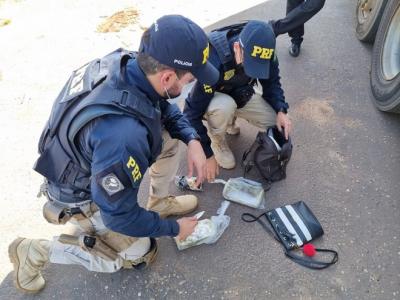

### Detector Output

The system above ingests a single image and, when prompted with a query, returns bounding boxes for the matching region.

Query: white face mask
[163,86,172,100]
[163,73,183,99]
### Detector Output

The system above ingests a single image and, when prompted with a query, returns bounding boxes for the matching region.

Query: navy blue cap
[239,21,276,79]
[140,15,219,85]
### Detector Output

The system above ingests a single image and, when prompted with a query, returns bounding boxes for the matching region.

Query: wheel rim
[358,0,377,24]
[382,6,400,81]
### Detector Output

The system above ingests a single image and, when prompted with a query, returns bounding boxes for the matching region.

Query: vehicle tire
[370,0,400,113]
[356,0,388,43]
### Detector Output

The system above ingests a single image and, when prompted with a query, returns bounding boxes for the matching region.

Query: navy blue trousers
[273,0,325,44]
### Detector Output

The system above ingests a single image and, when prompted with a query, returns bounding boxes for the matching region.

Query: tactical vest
[33,48,163,203]
[208,22,257,108]
[208,22,248,73]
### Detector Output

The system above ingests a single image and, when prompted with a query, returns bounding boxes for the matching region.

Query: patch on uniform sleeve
[95,162,131,202]
[121,146,148,189]
[203,84,213,93]
[125,156,143,183]
[100,173,124,196]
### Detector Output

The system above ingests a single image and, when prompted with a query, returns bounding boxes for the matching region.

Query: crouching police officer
[8,15,219,293]
[184,20,292,181]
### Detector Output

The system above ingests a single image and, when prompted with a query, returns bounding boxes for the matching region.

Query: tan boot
[130,238,158,270]
[147,195,198,218]
[8,237,50,293]
[226,125,240,135]
[226,122,240,136]
[210,134,236,169]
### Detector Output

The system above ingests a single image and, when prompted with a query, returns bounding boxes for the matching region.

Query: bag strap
[242,133,279,190]
[254,154,284,182]
[284,248,338,270]
[241,212,280,243]
[241,135,271,190]
[241,212,339,270]
[241,138,260,177]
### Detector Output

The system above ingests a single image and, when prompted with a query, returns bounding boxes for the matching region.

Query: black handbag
[242,127,293,186]
[242,201,338,269]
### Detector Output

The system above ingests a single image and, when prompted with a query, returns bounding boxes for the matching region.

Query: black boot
[289,42,301,57]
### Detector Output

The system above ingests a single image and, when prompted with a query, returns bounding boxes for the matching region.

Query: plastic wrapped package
[175,219,217,250]
[206,215,230,244]
[174,176,203,191]
[175,201,231,250]
[214,177,266,209]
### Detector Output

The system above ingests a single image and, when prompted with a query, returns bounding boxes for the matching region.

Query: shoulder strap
[254,153,285,182]
[241,212,280,242]
[241,134,273,190]
[285,249,338,270]
[241,136,260,176]
[208,30,235,71]
[208,22,248,72]
[68,105,125,171]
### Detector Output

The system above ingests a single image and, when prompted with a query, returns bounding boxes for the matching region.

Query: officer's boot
[8,237,50,293]
[289,43,301,57]
[147,195,198,218]
[210,134,235,169]
[131,238,159,270]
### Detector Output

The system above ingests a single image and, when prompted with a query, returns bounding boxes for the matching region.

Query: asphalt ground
[1,0,399,299]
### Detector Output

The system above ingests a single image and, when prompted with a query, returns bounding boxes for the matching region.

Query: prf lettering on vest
[126,156,142,182]
[251,46,274,60]
[203,84,213,93]
[202,44,210,64]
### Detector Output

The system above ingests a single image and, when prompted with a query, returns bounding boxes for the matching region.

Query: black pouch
[230,85,255,108]
[242,201,338,269]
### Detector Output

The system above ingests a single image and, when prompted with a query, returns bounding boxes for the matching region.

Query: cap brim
[243,53,270,79]
[191,61,220,86]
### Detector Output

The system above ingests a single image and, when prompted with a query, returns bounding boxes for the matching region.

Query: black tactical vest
[208,22,248,72]
[33,48,163,203]
[208,22,257,108]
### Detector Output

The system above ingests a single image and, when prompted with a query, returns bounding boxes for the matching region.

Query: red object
[303,243,316,257]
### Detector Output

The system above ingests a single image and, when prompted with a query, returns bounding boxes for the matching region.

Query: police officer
[272,0,325,57]
[184,20,292,181]
[8,15,219,293]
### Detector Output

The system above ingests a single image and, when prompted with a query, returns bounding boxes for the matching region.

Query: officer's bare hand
[187,139,206,187]
[176,216,198,241]
[206,156,219,182]
[276,112,292,140]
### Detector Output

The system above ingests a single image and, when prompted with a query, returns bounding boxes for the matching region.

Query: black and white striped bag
[242,201,338,269]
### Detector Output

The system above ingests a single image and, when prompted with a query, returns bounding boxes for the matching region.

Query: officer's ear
[159,69,177,88]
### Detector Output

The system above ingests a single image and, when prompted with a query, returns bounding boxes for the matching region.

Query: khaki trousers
[149,129,181,199]
[49,207,150,273]
[204,90,277,136]
[49,130,180,272]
